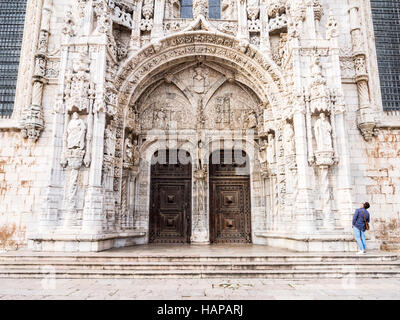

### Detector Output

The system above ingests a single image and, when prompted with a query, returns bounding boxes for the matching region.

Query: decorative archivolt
[115,32,287,112]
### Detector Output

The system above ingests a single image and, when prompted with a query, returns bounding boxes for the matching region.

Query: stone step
[0,260,400,271]
[1,268,400,279]
[0,254,397,263]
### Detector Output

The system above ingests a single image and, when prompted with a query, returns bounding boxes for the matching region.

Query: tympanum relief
[136,65,261,132]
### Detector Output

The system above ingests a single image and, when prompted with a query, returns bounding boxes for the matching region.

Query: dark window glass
[0,0,27,118]
[180,0,193,19]
[209,0,221,19]
[371,0,400,110]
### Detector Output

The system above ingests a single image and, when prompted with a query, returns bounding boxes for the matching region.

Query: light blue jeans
[353,226,366,251]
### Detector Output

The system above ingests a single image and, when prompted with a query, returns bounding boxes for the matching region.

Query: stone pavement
[1,278,400,300]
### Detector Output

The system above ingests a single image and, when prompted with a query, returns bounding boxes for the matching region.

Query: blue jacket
[352,208,370,232]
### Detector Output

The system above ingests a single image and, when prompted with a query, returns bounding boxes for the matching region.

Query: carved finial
[326,10,338,39]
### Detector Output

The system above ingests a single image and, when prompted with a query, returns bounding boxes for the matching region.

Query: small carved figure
[124,134,134,163]
[258,139,268,167]
[104,125,116,156]
[132,139,140,166]
[283,123,295,156]
[266,133,276,164]
[314,113,333,151]
[67,112,86,150]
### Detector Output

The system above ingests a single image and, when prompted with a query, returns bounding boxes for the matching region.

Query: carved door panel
[209,179,251,243]
[150,181,191,243]
[149,151,192,244]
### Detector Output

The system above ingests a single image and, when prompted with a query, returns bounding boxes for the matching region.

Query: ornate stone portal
[24,0,380,252]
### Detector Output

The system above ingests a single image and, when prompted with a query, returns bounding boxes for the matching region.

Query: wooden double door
[149,150,192,244]
[149,149,252,244]
[209,150,252,244]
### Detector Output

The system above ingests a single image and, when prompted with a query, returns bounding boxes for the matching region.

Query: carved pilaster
[21,0,53,141]
[191,165,209,244]
[348,4,376,141]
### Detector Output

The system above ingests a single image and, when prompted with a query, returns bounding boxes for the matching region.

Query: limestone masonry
[0,0,399,252]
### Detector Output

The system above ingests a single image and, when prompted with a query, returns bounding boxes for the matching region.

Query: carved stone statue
[314,113,333,152]
[283,123,295,156]
[124,135,134,163]
[258,139,268,167]
[67,112,86,150]
[266,133,276,164]
[104,125,116,157]
[132,139,140,166]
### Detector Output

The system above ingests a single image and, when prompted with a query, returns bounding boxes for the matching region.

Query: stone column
[129,0,142,53]
[81,39,108,234]
[236,0,249,42]
[191,165,209,244]
[291,33,316,234]
[327,13,354,231]
[293,103,316,234]
[40,2,72,233]
[318,164,335,230]
[304,0,316,39]
[335,110,354,231]
[259,2,270,55]
[151,0,165,41]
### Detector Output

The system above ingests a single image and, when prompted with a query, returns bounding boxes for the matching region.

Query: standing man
[352,202,371,254]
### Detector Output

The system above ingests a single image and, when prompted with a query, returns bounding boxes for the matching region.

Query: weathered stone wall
[344,81,400,251]
[0,86,59,250]
[365,128,400,251]
[0,0,65,250]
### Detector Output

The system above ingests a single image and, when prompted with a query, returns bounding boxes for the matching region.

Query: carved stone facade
[0,0,400,253]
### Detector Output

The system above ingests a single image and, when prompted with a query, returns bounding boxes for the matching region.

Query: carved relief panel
[138,83,195,130]
[204,82,260,130]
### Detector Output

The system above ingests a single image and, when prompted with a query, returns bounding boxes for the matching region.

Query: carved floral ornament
[114,32,287,110]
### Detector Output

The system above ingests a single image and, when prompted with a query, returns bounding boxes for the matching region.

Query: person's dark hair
[364,202,370,209]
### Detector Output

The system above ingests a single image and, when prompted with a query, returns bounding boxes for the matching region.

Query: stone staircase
[0,249,399,279]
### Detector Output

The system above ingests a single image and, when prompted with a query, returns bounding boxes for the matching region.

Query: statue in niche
[104,125,116,157]
[258,139,268,168]
[311,55,324,83]
[132,139,140,166]
[67,112,86,150]
[221,0,237,20]
[283,123,295,156]
[314,113,333,152]
[266,133,276,164]
[124,134,140,166]
[124,134,134,163]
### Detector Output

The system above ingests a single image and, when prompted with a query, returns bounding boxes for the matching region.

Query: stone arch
[140,137,196,163]
[115,31,287,114]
